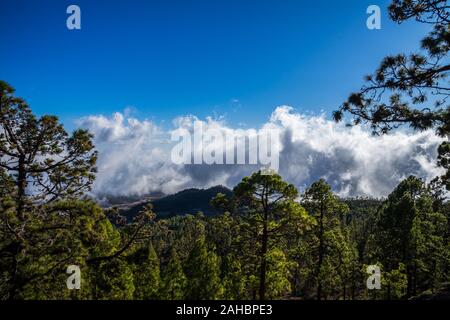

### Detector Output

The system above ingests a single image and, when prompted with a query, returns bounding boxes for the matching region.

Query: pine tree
[265,248,292,299]
[301,179,351,300]
[0,81,98,299]
[373,176,448,298]
[333,0,450,188]
[232,171,309,300]
[131,242,160,300]
[160,249,187,300]
[93,258,135,300]
[222,255,246,300]
[184,238,223,299]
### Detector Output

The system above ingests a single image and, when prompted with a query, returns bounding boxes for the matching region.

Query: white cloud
[78,106,444,199]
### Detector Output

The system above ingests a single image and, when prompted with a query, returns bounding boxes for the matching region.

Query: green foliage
[184,238,223,300]
[92,258,135,300]
[160,249,187,300]
[300,179,357,300]
[129,242,160,299]
[173,214,206,262]
[0,199,122,299]
[333,0,450,187]
[222,255,247,300]
[265,248,293,299]
[382,264,408,300]
[0,84,153,300]
[0,81,97,205]
[372,176,449,297]
[230,170,311,299]
[1,68,450,301]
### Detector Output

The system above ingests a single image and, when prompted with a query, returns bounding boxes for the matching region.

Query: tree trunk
[351,272,356,300]
[8,243,20,300]
[316,205,325,300]
[17,155,26,220]
[387,283,391,300]
[9,156,26,299]
[259,217,268,300]
[406,265,413,298]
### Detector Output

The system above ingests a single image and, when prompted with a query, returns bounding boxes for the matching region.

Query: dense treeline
[0,78,449,299]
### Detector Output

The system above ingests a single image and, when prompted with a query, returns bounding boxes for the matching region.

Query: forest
[0,80,449,299]
[0,0,449,300]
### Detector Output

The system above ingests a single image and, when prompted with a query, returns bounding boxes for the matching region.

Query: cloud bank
[78,106,444,199]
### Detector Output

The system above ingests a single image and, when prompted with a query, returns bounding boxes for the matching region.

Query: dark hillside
[121,185,232,218]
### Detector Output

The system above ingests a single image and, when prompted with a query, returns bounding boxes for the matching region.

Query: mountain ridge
[118,185,233,218]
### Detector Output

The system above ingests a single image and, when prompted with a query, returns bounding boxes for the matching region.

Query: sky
[0,0,443,198]
[0,0,431,128]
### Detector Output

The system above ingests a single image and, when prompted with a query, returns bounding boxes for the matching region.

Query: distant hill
[98,192,164,206]
[117,188,383,221]
[119,185,232,219]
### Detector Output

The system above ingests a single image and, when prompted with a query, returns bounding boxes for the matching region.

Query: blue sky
[0,0,431,129]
